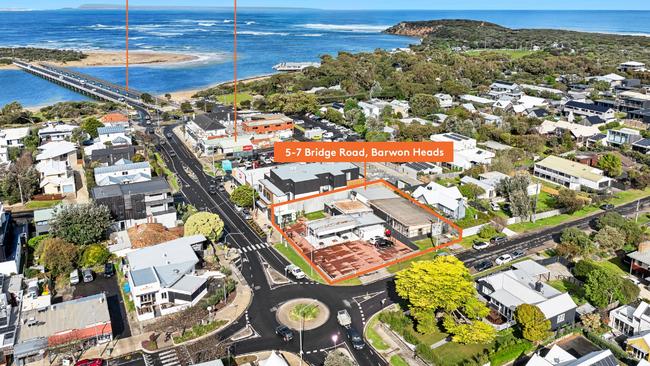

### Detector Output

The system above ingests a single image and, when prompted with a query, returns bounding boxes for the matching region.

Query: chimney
[534,281,543,292]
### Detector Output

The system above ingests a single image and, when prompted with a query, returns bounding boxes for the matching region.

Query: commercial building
[305,213,385,249]
[92,177,177,230]
[533,155,612,192]
[125,236,209,321]
[14,293,112,363]
[368,197,441,240]
[477,260,577,330]
[94,160,152,186]
[185,112,229,154]
[242,114,294,134]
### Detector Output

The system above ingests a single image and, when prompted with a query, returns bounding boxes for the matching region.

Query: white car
[285,265,306,279]
[495,254,513,265]
[472,241,490,250]
[322,132,334,138]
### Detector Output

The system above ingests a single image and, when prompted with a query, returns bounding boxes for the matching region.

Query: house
[488,81,523,99]
[563,101,616,121]
[607,128,643,147]
[591,73,626,86]
[37,123,77,142]
[33,208,56,235]
[626,332,650,361]
[460,171,510,199]
[609,301,650,336]
[480,112,503,126]
[628,242,650,279]
[536,120,601,146]
[100,112,129,127]
[125,236,210,321]
[399,162,443,179]
[399,117,440,127]
[517,95,548,109]
[358,99,410,119]
[97,126,131,147]
[616,91,650,113]
[0,204,27,276]
[477,260,577,330]
[629,109,650,124]
[185,113,229,154]
[368,197,442,240]
[0,127,30,164]
[526,344,617,366]
[242,114,294,134]
[36,159,76,195]
[587,133,608,147]
[533,155,612,192]
[520,84,565,97]
[632,138,650,154]
[0,274,22,361]
[528,108,550,119]
[434,93,453,108]
[94,160,152,186]
[304,213,385,248]
[411,182,466,220]
[582,115,606,127]
[258,163,361,222]
[92,177,177,230]
[89,146,137,165]
[14,293,112,363]
[430,133,495,170]
[35,141,77,168]
[460,94,495,106]
[619,61,647,73]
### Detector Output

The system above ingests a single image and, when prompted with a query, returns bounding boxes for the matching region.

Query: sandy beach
[0,50,200,70]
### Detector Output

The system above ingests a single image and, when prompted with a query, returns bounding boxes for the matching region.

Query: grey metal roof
[92,177,171,199]
[90,146,136,159]
[193,114,227,132]
[97,126,126,135]
[131,267,157,287]
[94,161,150,174]
[13,337,48,357]
[633,138,650,147]
[33,208,56,223]
[272,163,358,182]
[170,275,206,294]
[565,100,611,113]
[126,235,205,271]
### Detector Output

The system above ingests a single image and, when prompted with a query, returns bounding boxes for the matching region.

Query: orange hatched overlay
[269,179,463,284]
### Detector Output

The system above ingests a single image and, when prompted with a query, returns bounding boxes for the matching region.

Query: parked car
[70,269,80,285]
[495,254,513,265]
[511,250,526,259]
[209,185,217,194]
[275,325,294,341]
[285,264,306,279]
[82,269,94,283]
[169,151,176,157]
[104,263,115,278]
[474,260,493,272]
[375,238,394,249]
[166,133,173,138]
[472,241,490,250]
[218,184,226,192]
[346,327,365,350]
[75,359,105,366]
[490,236,507,245]
[600,204,615,211]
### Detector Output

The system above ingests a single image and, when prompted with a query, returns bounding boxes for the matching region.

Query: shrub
[79,244,111,268]
[28,234,49,250]
[478,225,498,239]
[573,259,600,280]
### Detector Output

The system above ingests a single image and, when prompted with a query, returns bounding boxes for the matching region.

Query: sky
[3,0,650,10]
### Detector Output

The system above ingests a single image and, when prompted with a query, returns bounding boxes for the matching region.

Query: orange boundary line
[125,0,129,90]
[233,0,238,141]
[269,180,463,284]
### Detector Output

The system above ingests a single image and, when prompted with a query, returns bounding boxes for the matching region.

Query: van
[70,269,80,285]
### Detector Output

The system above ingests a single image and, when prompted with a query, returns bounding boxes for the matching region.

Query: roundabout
[276,298,330,331]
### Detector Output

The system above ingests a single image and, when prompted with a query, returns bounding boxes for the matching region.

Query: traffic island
[276,298,329,331]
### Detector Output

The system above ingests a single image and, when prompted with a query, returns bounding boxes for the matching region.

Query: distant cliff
[384,19,650,54]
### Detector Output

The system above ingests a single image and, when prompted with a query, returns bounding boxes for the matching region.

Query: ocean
[1,9,650,107]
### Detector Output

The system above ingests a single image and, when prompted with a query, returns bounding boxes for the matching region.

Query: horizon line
[3,6,650,11]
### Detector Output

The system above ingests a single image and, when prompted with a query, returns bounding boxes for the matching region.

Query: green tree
[0,151,40,204]
[459,183,485,200]
[584,268,624,308]
[478,225,498,239]
[180,101,193,113]
[81,117,104,139]
[323,108,344,125]
[184,212,225,243]
[132,153,146,163]
[594,226,626,254]
[496,175,532,219]
[230,185,258,208]
[409,93,439,118]
[597,153,622,178]
[557,227,594,259]
[141,93,155,104]
[40,237,78,277]
[21,130,41,154]
[266,92,318,115]
[49,203,112,245]
[79,244,111,268]
[514,304,551,343]
[556,188,585,214]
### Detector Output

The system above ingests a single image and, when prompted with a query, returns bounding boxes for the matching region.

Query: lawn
[465,49,540,59]
[508,205,600,232]
[459,234,480,249]
[432,340,493,366]
[211,92,253,107]
[535,191,557,212]
[304,210,326,220]
[366,317,390,351]
[456,206,491,229]
[25,200,62,209]
[273,243,326,283]
[290,303,320,321]
[390,355,409,366]
[548,278,587,305]
[608,188,650,206]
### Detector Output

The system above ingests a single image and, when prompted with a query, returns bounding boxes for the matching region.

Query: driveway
[71,274,132,338]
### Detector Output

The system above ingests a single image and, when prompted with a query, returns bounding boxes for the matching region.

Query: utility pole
[635,199,641,223]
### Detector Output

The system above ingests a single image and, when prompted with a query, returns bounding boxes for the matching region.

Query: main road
[153,122,649,366]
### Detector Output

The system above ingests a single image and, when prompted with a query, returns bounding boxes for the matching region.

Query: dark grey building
[89,146,137,165]
[91,177,177,230]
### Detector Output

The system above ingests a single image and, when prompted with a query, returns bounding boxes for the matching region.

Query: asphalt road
[152,121,649,366]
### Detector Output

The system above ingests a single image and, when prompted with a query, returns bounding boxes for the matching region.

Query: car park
[275,325,294,341]
[285,264,306,279]
[346,327,365,350]
[474,260,493,272]
[472,241,490,250]
[495,254,513,265]
[490,236,507,245]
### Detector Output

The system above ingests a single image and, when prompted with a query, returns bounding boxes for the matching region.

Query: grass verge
[25,200,62,209]
[173,319,228,343]
[366,317,390,351]
[273,243,326,284]
[390,355,409,366]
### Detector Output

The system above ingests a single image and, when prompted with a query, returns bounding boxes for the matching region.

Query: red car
[75,359,104,366]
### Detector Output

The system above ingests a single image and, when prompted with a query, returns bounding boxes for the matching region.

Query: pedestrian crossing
[144,349,182,366]
[237,243,271,253]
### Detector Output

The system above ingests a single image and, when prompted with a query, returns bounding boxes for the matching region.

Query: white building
[185,113,229,154]
[125,235,212,321]
[36,160,76,195]
[97,126,131,146]
[359,99,410,119]
[0,127,30,164]
[94,159,152,186]
[609,301,650,336]
[619,61,647,72]
[35,141,77,168]
[533,155,612,192]
[488,81,523,99]
[38,123,77,142]
[434,93,453,108]
[412,182,466,220]
[430,133,495,170]
[305,213,385,249]
[536,120,601,146]
[460,94,495,106]
[526,345,616,366]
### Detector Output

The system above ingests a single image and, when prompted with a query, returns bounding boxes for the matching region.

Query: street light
[331,334,338,349]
